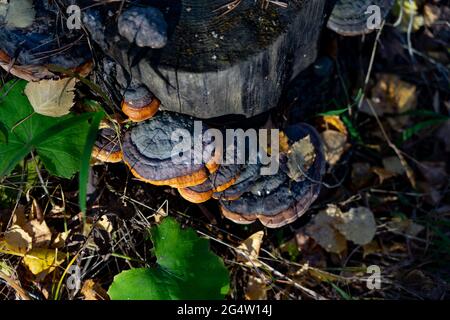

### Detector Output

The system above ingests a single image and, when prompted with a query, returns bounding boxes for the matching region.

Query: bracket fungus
[328,0,395,36]
[219,124,325,228]
[117,6,168,49]
[92,122,123,164]
[122,112,220,188]
[121,85,161,122]
[178,163,243,203]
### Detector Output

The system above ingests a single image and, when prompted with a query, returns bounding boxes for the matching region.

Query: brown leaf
[372,167,396,184]
[22,219,52,248]
[245,276,268,300]
[4,225,32,254]
[363,241,382,258]
[321,130,347,166]
[382,157,406,175]
[387,218,425,237]
[335,207,377,245]
[237,231,264,266]
[364,74,417,131]
[287,135,316,181]
[305,206,347,254]
[81,279,109,300]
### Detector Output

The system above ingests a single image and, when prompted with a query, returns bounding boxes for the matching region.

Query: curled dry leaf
[237,231,264,267]
[24,78,77,117]
[287,135,316,181]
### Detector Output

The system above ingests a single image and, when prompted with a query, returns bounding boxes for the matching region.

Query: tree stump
[105,0,328,119]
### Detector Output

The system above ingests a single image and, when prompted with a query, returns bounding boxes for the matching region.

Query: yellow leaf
[24,78,77,117]
[322,115,348,135]
[23,248,64,275]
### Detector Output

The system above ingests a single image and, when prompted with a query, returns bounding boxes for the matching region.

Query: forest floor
[0,0,449,300]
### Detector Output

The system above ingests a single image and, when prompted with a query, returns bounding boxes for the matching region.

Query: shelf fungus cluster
[97,111,325,228]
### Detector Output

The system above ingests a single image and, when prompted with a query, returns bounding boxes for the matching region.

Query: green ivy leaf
[0,80,91,178]
[108,218,230,300]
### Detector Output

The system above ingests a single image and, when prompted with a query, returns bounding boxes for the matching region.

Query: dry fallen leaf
[363,74,417,131]
[81,279,110,300]
[424,4,441,27]
[96,215,113,234]
[11,205,27,227]
[306,205,377,253]
[305,206,347,254]
[321,130,347,166]
[237,230,264,266]
[387,218,425,237]
[52,230,70,249]
[363,240,382,258]
[278,131,290,153]
[22,219,52,248]
[372,167,396,184]
[24,78,77,117]
[321,115,348,136]
[335,207,377,245]
[23,248,64,275]
[382,156,406,175]
[4,225,32,254]
[351,162,374,188]
[306,221,347,255]
[287,135,316,181]
[245,276,268,300]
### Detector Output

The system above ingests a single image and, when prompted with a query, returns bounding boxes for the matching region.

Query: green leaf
[0,121,7,144]
[0,80,92,178]
[317,107,349,116]
[342,115,363,144]
[401,118,448,142]
[79,111,104,214]
[108,218,230,300]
